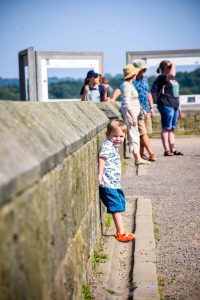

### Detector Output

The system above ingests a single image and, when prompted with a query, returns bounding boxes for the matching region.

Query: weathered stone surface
[0,101,108,205]
[97,101,121,119]
[0,101,121,300]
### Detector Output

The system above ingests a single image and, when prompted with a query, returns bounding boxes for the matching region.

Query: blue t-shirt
[134,76,150,113]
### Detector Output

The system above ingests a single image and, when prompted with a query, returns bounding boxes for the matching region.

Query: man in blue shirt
[133,60,156,161]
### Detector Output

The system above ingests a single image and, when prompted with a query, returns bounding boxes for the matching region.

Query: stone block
[97,102,122,120]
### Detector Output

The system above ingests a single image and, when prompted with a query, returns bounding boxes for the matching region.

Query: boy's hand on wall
[98,174,103,185]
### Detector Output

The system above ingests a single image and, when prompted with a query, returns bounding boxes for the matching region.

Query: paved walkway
[128,136,200,300]
[91,136,200,300]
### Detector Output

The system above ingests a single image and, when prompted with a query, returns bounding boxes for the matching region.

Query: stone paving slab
[134,197,159,300]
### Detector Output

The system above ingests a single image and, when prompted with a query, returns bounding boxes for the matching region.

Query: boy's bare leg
[112,212,124,234]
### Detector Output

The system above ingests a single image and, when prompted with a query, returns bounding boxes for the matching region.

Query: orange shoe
[114,232,136,242]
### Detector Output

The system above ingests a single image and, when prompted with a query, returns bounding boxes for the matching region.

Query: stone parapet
[96,101,121,119]
[0,101,108,204]
[0,101,119,300]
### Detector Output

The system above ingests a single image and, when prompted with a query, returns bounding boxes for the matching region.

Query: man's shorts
[99,186,126,213]
[138,112,152,136]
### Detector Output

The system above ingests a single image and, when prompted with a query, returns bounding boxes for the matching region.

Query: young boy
[98,119,135,242]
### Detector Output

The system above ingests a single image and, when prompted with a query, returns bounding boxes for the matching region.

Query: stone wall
[0,101,121,300]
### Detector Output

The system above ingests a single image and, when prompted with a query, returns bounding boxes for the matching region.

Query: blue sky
[1,0,200,78]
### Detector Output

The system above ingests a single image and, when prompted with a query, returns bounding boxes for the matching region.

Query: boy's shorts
[99,186,126,213]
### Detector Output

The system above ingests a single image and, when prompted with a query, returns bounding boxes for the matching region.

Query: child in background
[80,70,106,102]
[98,119,135,242]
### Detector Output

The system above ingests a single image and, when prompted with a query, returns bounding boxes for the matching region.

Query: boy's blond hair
[106,119,127,137]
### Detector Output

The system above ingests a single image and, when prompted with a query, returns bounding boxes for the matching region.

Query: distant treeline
[0,68,200,101]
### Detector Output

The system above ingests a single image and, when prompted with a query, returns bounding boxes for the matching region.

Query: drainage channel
[90,197,137,299]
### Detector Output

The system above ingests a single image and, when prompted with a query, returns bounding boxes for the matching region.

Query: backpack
[151,80,164,104]
[98,84,105,101]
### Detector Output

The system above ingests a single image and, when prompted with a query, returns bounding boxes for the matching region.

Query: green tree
[0,85,20,100]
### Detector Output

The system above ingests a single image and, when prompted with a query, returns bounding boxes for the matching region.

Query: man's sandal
[149,154,156,162]
[114,232,136,242]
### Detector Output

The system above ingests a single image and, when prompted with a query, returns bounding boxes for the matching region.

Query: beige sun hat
[123,64,139,79]
[133,60,147,71]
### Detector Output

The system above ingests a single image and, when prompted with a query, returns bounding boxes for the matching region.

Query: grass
[152,209,160,242]
[157,276,171,300]
[154,225,160,242]
[96,271,104,276]
[92,247,108,268]
[84,247,108,299]
[82,284,93,300]
[104,213,112,230]
[105,288,115,295]
[158,276,167,287]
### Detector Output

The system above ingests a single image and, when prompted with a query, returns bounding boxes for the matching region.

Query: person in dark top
[153,60,183,156]
[99,76,114,101]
